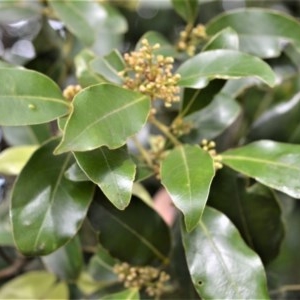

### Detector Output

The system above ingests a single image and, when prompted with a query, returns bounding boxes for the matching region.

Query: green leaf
[42,237,83,281]
[182,206,270,299]
[64,162,89,182]
[183,92,241,142]
[0,3,41,23]
[11,139,95,255]
[0,68,70,126]
[75,146,136,210]
[222,140,300,198]
[90,49,125,84]
[171,0,198,24]
[247,91,300,143]
[48,0,107,46]
[208,167,284,264]
[89,197,171,265]
[202,27,239,51]
[0,201,14,246]
[0,271,69,299]
[55,84,150,154]
[2,124,52,146]
[177,49,276,89]
[161,145,215,232]
[102,289,140,300]
[0,145,38,175]
[206,8,300,58]
[75,49,106,87]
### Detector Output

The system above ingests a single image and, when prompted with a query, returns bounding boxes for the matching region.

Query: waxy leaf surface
[75,146,136,210]
[222,140,300,198]
[89,198,171,265]
[11,139,95,255]
[0,68,70,126]
[182,207,269,299]
[55,84,150,154]
[177,49,276,89]
[171,0,198,23]
[161,145,215,232]
[206,8,300,58]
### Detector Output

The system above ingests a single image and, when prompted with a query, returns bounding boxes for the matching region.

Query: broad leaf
[208,167,284,264]
[0,271,69,299]
[0,200,14,246]
[11,139,95,255]
[55,84,150,154]
[177,50,276,89]
[182,206,269,299]
[75,50,105,87]
[0,68,70,126]
[64,162,89,182]
[171,0,198,24]
[161,145,215,232]
[48,0,107,46]
[75,146,136,210]
[102,289,140,300]
[222,140,300,198]
[206,8,300,58]
[202,27,239,51]
[42,237,83,281]
[247,91,300,143]
[89,196,171,265]
[183,92,241,142]
[0,145,38,175]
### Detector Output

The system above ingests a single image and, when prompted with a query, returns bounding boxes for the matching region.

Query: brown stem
[0,256,28,279]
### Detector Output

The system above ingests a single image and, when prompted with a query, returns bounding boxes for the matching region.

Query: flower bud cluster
[171,117,193,137]
[120,39,181,107]
[62,84,82,101]
[113,262,170,298]
[177,24,207,56]
[201,139,223,170]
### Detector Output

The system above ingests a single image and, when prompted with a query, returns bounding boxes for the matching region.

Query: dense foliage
[1,0,300,299]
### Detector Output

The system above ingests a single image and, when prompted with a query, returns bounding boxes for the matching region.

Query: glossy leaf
[0,68,70,126]
[0,200,13,246]
[11,139,95,255]
[247,91,300,143]
[48,0,107,46]
[0,271,69,299]
[102,289,140,300]
[75,146,136,210]
[182,206,269,299]
[55,84,151,154]
[89,197,171,265]
[208,167,284,264]
[171,0,198,24]
[42,237,83,281]
[177,50,276,89]
[64,162,89,182]
[206,8,300,58]
[75,50,105,87]
[161,145,215,232]
[222,140,300,198]
[183,92,241,142]
[0,145,38,175]
[90,49,124,84]
[2,124,52,146]
[202,27,239,51]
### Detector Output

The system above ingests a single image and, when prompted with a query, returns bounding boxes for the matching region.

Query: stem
[150,117,181,146]
[178,89,201,119]
[132,135,153,168]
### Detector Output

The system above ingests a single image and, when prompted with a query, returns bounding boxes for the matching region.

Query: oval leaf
[161,145,215,232]
[206,8,300,58]
[55,84,150,154]
[42,237,83,281]
[182,206,269,299]
[0,271,69,299]
[102,289,140,300]
[0,145,38,175]
[171,0,198,24]
[0,68,70,126]
[11,139,95,255]
[177,49,276,89]
[222,140,300,198]
[75,146,136,210]
[88,197,171,265]
[48,0,107,46]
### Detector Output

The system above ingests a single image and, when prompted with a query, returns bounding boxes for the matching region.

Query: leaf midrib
[0,95,69,105]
